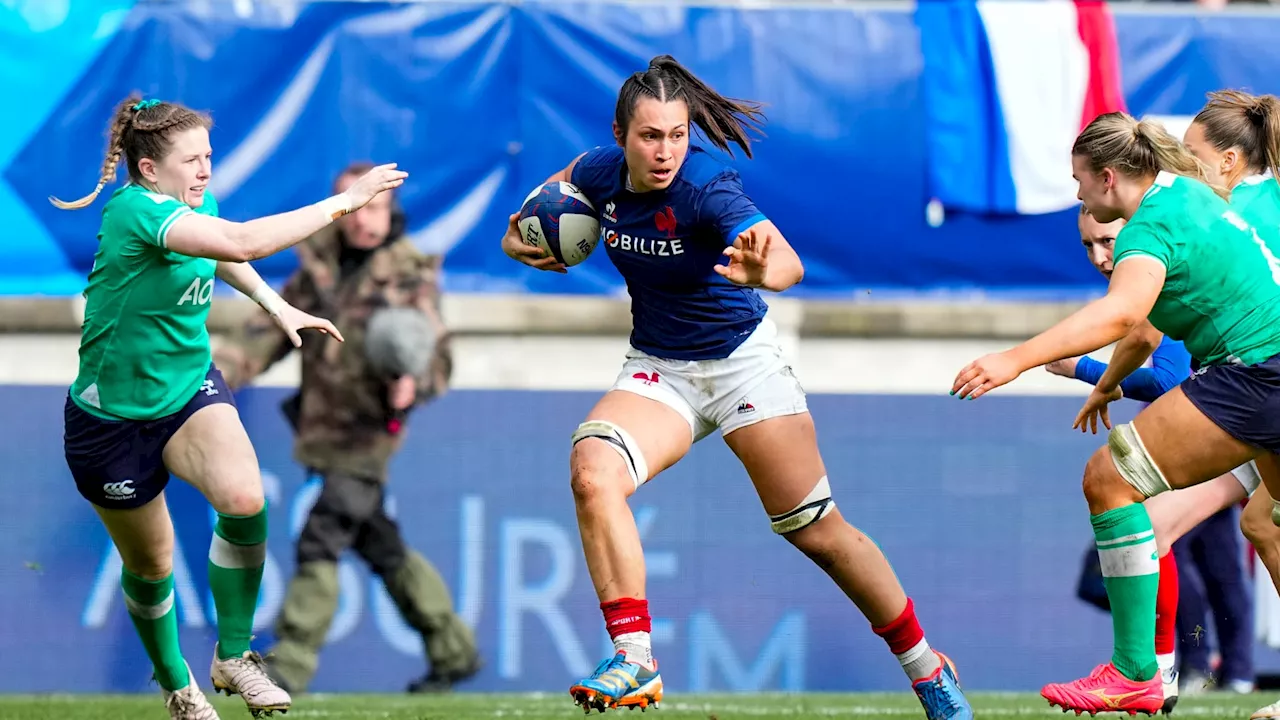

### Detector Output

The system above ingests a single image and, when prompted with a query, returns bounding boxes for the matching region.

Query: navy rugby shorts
[1182,354,1280,454]
[64,364,235,509]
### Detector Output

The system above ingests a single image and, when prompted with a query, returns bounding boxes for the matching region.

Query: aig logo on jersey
[178,277,214,306]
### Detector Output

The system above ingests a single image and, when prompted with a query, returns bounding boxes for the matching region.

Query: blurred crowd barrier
[1,0,1278,317]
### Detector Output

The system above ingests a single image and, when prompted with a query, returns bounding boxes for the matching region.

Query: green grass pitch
[0,691,1273,719]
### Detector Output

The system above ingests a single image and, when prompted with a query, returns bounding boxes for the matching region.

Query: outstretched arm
[953,255,1165,399]
[166,164,407,262]
[1008,257,1165,371]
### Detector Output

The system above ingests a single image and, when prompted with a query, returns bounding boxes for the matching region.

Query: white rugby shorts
[610,317,809,441]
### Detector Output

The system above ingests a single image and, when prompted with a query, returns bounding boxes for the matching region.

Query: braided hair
[51,95,212,210]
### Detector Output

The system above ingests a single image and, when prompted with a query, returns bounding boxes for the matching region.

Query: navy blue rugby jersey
[570,145,770,361]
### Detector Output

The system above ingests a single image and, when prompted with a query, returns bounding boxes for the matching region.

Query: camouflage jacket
[215,225,451,483]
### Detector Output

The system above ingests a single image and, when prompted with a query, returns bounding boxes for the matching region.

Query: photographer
[216,162,480,694]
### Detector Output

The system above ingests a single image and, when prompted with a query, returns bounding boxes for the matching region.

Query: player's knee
[123,553,174,582]
[769,475,838,564]
[1082,448,1122,511]
[1083,432,1160,513]
[217,483,266,518]
[1242,499,1280,550]
[570,420,649,502]
[1103,422,1171,498]
[570,441,632,506]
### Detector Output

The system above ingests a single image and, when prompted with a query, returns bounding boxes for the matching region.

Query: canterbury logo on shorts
[102,480,136,499]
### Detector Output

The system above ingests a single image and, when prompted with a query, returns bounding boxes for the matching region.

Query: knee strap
[572,420,649,490]
[1107,422,1171,498]
[770,476,836,534]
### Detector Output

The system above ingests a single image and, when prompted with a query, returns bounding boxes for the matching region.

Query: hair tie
[132,99,161,111]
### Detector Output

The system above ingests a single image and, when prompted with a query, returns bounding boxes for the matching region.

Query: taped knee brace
[769,476,836,534]
[571,420,649,490]
[1107,422,1172,498]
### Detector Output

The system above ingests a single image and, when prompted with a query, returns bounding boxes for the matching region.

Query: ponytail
[1074,112,1227,199]
[1133,119,1228,199]
[615,55,766,159]
[1248,95,1280,182]
[1195,89,1280,184]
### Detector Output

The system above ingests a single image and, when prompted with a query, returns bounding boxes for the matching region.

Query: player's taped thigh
[1107,422,1172,498]
[769,475,836,535]
[571,420,650,490]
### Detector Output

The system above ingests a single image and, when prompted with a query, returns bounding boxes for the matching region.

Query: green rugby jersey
[71,185,222,420]
[1113,171,1280,366]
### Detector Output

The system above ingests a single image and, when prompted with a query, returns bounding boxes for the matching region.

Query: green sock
[209,505,268,660]
[121,569,190,692]
[1092,503,1160,682]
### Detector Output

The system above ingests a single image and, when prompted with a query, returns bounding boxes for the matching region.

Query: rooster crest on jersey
[518,181,600,267]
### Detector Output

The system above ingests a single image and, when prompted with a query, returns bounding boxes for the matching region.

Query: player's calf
[766,476,971,718]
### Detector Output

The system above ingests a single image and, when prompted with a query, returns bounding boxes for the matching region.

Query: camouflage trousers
[266,471,477,692]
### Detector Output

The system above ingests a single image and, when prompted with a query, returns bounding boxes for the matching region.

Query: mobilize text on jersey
[603,228,684,256]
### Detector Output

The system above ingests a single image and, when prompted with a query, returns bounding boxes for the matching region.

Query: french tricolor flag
[915,0,1126,215]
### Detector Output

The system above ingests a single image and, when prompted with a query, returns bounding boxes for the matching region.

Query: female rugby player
[953,111,1280,716]
[52,95,405,720]
[501,56,973,719]
[1054,205,1263,713]
[1182,88,1280,719]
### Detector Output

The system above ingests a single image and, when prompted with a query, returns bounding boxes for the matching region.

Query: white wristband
[316,193,353,222]
[251,284,286,315]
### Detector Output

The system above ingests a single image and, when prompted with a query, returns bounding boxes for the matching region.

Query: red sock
[872,598,940,681]
[601,597,651,638]
[1155,549,1179,657]
[601,597,654,667]
[873,598,925,653]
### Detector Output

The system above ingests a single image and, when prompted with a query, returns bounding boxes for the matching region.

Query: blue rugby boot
[912,652,974,720]
[568,651,662,714]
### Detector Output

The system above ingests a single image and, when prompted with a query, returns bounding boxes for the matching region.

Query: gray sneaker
[162,665,220,720]
[210,643,292,717]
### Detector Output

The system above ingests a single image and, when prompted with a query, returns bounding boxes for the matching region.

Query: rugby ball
[517,181,600,267]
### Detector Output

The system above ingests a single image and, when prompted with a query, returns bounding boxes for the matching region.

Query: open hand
[715,227,771,287]
[271,305,344,348]
[341,163,409,212]
[952,351,1022,400]
[1073,385,1124,434]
